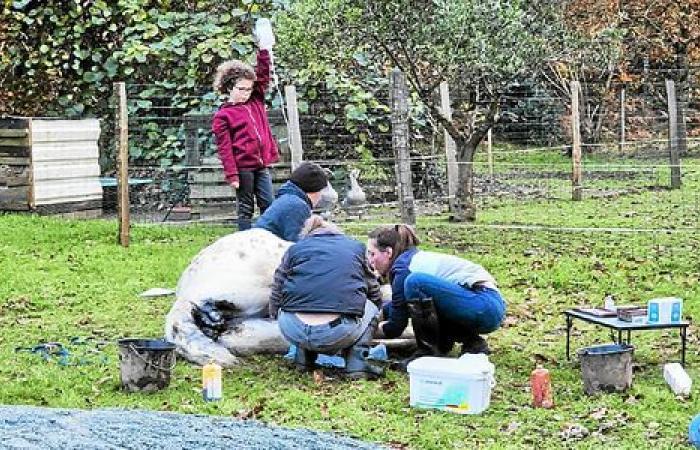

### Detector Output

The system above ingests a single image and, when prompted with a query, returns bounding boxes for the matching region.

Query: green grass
[468,146,700,230]
[1,176,699,449]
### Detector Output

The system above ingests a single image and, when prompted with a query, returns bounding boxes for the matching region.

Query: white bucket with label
[407,354,496,414]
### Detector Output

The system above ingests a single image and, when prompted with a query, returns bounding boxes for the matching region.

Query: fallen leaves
[589,407,607,420]
[582,407,631,438]
[559,422,590,441]
[320,402,329,418]
[501,421,521,434]
[645,421,661,439]
[0,296,34,314]
[501,315,519,328]
[533,353,558,365]
[313,369,325,385]
[234,402,265,420]
[77,315,93,325]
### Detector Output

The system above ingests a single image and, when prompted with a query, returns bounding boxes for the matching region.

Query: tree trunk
[431,92,497,223]
[450,139,478,222]
[590,70,614,145]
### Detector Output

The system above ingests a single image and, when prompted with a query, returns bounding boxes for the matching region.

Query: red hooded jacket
[212,49,280,184]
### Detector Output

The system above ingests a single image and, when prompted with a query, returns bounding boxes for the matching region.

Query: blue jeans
[236,168,274,231]
[404,272,506,336]
[278,301,379,354]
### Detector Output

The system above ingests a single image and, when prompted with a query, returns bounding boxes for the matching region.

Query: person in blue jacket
[367,224,506,367]
[254,162,328,241]
[269,215,383,379]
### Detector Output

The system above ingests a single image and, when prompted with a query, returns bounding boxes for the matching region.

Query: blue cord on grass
[15,339,109,366]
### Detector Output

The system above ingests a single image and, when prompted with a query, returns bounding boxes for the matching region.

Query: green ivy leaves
[1,1,286,166]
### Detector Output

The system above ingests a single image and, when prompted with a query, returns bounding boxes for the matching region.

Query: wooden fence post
[115,82,130,247]
[486,128,493,179]
[183,114,201,167]
[618,83,626,152]
[391,68,415,225]
[665,79,682,189]
[284,85,303,170]
[439,81,457,210]
[571,80,582,201]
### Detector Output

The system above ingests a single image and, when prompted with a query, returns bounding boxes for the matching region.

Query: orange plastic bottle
[530,365,554,408]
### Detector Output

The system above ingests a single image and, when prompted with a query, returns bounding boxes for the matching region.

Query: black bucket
[118,338,176,393]
[578,343,634,395]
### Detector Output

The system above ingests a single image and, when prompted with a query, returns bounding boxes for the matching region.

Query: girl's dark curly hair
[212,60,256,94]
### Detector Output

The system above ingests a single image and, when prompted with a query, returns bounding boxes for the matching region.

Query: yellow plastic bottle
[202,361,222,401]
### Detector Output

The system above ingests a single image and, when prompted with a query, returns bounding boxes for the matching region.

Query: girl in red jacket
[212,33,279,231]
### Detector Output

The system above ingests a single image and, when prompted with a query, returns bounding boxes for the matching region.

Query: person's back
[270,216,383,379]
[254,162,329,242]
[280,231,369,316]
[254,181,311,242]
[397,249,498,291]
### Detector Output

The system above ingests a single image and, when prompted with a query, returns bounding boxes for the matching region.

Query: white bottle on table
[604,294,616,312]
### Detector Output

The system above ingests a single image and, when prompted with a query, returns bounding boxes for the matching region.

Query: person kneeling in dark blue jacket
[269,215,384,379]
[367,224,507,371]
[254,162,330,242]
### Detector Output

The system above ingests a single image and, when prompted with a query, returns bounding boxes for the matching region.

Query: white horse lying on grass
[165,228,291,367]
[164,214,413,367]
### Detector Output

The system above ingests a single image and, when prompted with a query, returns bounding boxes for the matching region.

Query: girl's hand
[230,181,240,190]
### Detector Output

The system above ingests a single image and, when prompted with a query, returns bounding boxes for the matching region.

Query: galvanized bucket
[578,343,634,395]
[118,338,176,393]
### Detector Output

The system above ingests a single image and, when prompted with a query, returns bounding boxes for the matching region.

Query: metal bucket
[578,343,634,395]
[118,338,176,393]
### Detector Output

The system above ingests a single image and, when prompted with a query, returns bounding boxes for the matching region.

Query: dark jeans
[236,168,274,231]
[404,272,506,339]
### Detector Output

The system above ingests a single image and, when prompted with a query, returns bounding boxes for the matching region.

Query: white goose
[342,168,366,207]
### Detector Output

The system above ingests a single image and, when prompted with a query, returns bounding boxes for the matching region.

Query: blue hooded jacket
[268,228,382,318]
[254,181,311,242]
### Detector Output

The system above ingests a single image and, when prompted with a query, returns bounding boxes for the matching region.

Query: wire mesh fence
[101,67,700,233]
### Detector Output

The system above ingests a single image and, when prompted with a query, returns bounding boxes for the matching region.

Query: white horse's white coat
[164,228,291,366]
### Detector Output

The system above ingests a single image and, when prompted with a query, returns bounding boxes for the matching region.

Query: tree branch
[396,38,425,93]
[467,98,499,150]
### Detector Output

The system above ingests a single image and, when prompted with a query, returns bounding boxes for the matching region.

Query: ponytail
[368,223,419,266]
